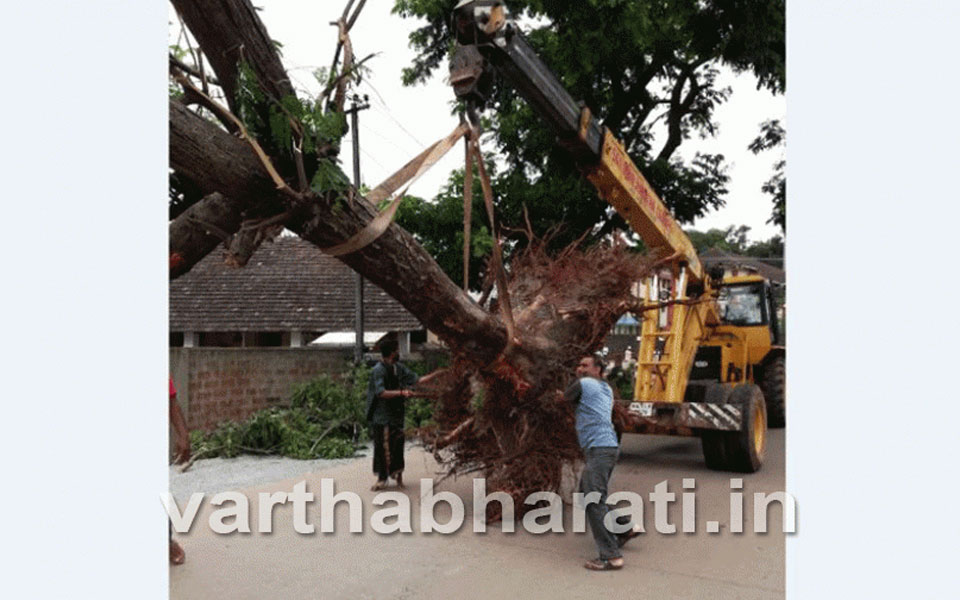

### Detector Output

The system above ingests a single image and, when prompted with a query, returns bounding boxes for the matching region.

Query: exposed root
[416,238,660,521]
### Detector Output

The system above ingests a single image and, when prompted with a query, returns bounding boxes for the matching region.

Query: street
[170,430,786,599]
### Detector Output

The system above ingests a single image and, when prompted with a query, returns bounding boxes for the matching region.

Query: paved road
[170,430,785,599]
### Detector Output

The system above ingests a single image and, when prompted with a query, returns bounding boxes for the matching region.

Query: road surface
[170,430,786,599]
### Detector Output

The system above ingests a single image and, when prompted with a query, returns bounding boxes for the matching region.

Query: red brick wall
[169,347,351,431]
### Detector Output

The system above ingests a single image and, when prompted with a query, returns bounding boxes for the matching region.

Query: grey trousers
[579,446,622,560]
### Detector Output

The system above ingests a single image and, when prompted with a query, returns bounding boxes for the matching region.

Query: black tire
[700,383,733,471]
[701,432,728,470]
[723,384,767,473]
[761,356,786,428]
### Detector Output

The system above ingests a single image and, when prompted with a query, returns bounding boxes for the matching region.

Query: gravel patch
[169,444,370,501]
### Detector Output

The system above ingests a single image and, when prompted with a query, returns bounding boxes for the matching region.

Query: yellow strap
[321,122,469,256]
[172,70,292,193]
[470,138,516,345]
[462,134,474,291]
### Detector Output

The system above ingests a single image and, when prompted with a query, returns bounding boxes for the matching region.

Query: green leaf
[310,159,351,195]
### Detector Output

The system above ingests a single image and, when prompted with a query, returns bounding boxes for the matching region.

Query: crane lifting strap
[321,121,469,256]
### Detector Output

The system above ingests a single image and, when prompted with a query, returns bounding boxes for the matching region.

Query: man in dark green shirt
[365,339,419,490]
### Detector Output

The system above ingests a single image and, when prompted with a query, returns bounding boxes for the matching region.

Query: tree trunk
[170,0,294,114]
[169,99,507,363]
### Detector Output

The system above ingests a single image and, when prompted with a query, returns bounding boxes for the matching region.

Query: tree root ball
[417,239,659,521]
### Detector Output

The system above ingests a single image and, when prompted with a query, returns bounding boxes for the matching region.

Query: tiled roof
[699,248,786,284]
[170,236,422,332]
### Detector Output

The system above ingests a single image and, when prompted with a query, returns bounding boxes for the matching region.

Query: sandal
[584,557,623,571]
[169,540,185,566]
[371,480,388,491]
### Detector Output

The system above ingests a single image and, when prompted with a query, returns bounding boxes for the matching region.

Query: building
[169,235,425,353]
[698,248,785,285]
[169,235,430,429]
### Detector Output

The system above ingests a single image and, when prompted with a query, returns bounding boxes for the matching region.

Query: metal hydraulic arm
[450,0,703,283]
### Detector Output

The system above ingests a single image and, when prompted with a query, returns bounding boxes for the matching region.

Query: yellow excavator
[450,0,785,472]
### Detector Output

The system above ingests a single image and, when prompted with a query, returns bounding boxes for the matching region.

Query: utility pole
[347,93,371,364]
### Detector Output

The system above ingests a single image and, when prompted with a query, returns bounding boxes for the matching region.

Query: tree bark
[169,192,239,278]
[169,99,507,362]
[171,0,294,113]
[169,101,279,205]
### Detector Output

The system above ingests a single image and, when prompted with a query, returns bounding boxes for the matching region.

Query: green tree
[393,0,785,250]
[743,234,784,259]
[686,227,734,253]
[685,225,751,254]
[749,119,786,231]
[685,225,783,261]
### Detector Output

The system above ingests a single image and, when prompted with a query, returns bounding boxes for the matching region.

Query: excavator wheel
[723,384,767,473]
[761,356,786,428]
[700,383,733,471]
[700,383,767,473]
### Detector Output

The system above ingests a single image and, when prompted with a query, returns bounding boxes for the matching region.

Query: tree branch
[170,192,242,279]
[656,60,705,162]
[169,53,221,88]
[319,53,376,106]
[174,71,296,194]
[346,0,368,31]
[171,69,239,134]
[171,0,295,115]
[169,100,507,362]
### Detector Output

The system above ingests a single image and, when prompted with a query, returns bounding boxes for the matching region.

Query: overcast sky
[172,1,785,242]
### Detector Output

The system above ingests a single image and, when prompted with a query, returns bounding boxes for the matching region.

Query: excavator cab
[718,282,765,326]
[706,275,785,429]
[715,275,783,347]
[717,277,782,343]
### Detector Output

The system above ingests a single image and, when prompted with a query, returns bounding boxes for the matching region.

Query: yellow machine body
[585,131,782,408]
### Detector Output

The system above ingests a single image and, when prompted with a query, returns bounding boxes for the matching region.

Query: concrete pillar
[184,331,196,348]
[290,330,303,347]
[399,331,411,357]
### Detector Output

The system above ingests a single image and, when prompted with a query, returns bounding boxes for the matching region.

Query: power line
[361,80,425,146]
[369,102,425,148]
[359,146,389,177]
[340,138,389,182]
[361,78,388,107]
[357,121,418,155]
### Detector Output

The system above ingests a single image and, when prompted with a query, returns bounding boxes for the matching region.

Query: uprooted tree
[167,0,749,515]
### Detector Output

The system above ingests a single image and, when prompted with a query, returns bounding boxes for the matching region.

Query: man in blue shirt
[565,354,639,570]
